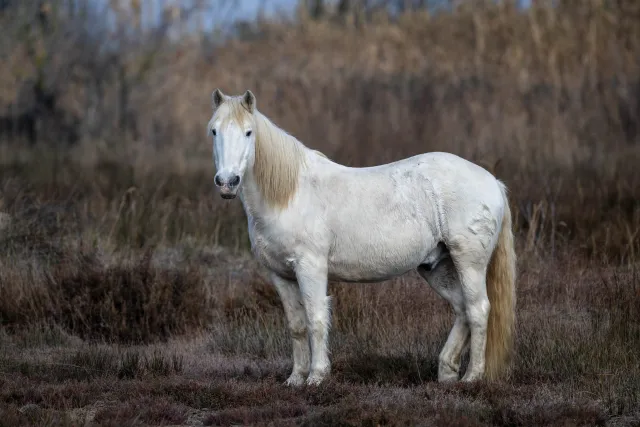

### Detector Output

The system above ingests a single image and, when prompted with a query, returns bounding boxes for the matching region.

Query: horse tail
[484,181,517,381]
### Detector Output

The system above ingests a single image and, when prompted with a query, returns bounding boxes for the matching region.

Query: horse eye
[245,130,252,137]
[212,129,217,136]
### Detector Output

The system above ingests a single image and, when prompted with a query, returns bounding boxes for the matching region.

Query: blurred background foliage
[0,0,638,260]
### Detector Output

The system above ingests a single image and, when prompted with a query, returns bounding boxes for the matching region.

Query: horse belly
[327,224,435,283]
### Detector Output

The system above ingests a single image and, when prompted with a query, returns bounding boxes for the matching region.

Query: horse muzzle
[218,185,238,200]
[214,172,241,200]
[219,186,238,199]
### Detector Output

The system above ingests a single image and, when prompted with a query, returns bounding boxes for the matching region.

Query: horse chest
[248,221,297,279]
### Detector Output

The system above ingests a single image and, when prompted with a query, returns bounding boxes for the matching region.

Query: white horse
[207,89,517,386]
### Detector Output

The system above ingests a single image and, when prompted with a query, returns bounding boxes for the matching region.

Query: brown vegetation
[1,0,639,425]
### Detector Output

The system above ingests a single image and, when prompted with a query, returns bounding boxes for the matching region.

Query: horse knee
[289,318,308,339]
[304,296,331,331]
[307,315,329,336]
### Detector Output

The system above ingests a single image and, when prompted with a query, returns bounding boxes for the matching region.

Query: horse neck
[241,112,307,215]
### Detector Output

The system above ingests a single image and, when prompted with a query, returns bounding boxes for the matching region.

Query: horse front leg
[296,257,331,385]
[269,272,310,386]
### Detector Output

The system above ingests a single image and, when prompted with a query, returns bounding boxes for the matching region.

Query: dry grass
[1,0,640,425]
[1,223,638,425]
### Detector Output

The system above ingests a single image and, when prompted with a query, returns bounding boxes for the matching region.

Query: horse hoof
[438,373,460,383]
[305,372,327,386]
[460,373,483,383]
[284,373,306,387]
[438,365,460,383]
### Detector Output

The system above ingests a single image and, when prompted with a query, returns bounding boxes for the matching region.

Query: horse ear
[242,90,256,113]
[212,89,226,109]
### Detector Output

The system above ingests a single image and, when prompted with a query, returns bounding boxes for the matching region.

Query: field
[1,1,640,426]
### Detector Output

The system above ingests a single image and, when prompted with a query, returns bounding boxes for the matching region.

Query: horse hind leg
[448,237,494,383]
[418,255,469,382]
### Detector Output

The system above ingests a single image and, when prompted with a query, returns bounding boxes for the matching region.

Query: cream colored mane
[213,97,307,209]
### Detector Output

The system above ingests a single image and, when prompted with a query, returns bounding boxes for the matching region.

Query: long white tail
[484,182,517,381]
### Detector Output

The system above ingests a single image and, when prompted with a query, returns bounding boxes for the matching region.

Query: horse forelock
[213,97,305,210]
[211,97,251,130]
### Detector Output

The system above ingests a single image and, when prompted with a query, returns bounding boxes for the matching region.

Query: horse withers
[207,89,517,386]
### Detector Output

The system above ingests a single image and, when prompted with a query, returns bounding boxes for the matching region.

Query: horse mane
[253,111,307,209]
[213,97,306,209]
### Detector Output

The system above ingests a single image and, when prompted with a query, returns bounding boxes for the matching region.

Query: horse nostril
[214,175,223,186]
[229,175,241,187]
